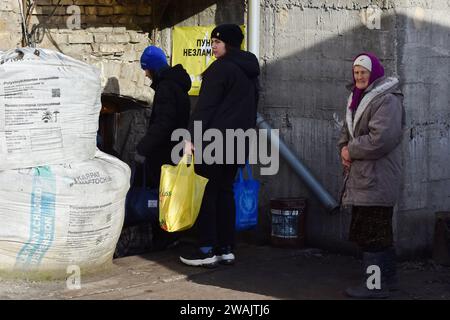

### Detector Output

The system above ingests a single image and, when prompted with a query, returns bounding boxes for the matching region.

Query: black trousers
[194,163,238,248]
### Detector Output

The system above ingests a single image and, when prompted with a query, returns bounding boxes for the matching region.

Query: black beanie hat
[211,24,244,48]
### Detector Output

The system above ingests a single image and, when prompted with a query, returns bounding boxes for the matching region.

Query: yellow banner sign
[171,25,246,96]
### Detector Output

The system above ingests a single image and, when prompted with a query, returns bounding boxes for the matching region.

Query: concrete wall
[258,0,450,258]
[0,1,22,50]
[394,1,450,257]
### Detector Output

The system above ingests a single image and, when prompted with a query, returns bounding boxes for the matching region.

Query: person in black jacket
[135,46,191,250]
[136,46,191,188]
[180,24,260,268]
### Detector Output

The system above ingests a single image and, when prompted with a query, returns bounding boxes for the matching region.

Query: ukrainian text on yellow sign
[172,25,246,96]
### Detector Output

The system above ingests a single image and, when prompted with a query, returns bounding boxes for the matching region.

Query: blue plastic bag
[234,163,260,231]
[124,162,159,227]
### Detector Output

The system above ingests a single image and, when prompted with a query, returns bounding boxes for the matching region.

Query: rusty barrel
[270,198,306,247]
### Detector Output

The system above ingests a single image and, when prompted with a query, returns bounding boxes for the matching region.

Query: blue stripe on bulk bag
[15,166,56,269]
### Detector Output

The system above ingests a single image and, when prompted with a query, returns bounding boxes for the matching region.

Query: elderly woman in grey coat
[338,52,405,298]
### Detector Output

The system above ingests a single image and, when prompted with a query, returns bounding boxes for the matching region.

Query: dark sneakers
[216,246,235,265]
[180,248,218,268]
[179,246,236,267]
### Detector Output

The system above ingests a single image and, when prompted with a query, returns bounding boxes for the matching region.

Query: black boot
[345,250,391,299]
[382,247,398,291]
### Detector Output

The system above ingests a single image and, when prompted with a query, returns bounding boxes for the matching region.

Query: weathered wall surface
[1,0,155,101]
[25,0,153,102]
[0,1,22,51]
[258,0,450,258]
[394,1,450,257]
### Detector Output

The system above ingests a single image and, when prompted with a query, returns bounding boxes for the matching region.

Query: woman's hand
[341,145,352,169]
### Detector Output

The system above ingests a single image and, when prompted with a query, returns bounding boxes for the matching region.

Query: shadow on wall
[29,0,228,59]
[31,0,166,31]
[29,0,245,102]
[130,11,449,299]
[31,0,244,33]
[154,0,245,29]
[254,12,400,255]
[150,0,245,118]
[104,76,120,94]
[29,1,450,297]
[98,77,152,167]
[255,12,449,260]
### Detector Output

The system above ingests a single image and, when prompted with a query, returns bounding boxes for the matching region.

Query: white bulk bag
[0,48,102,170]
[0,150,130,279]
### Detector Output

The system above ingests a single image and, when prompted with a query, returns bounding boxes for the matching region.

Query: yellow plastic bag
[159,154,208,232]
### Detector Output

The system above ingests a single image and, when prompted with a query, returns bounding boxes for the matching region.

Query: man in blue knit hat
[135,46,192,250]
[140,46,170,81]
[136,46,191,186]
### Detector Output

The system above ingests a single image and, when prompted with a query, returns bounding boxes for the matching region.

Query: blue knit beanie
[140,46,168,71]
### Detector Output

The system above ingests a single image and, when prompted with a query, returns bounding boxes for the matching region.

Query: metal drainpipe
[247,0,260,58]
[247,0,339,213]
[256,114,340,213]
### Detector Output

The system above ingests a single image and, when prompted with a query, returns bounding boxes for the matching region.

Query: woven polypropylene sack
[0,150,130,279]
[0,48,102,170]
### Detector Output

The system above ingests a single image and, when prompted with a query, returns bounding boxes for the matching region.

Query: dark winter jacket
[188,48,260,152]
[137,64,191,187]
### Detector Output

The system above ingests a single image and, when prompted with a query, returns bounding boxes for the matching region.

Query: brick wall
[29,0,153,102]
[0,1,22,51]
[2,0,244,102]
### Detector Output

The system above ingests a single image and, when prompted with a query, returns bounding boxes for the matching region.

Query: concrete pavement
[0,242,449,300]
